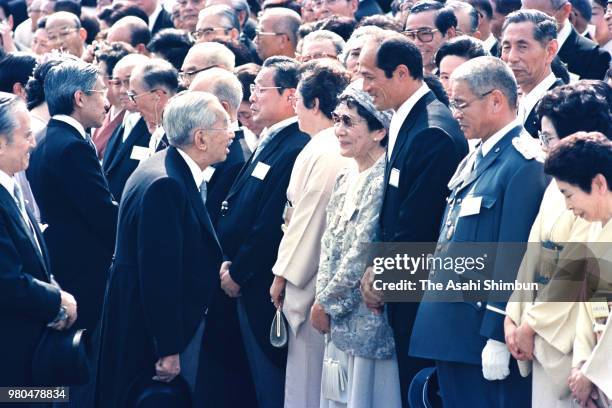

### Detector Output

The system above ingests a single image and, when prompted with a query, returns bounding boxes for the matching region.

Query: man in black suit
[501,10,565,137]
[126,0,174,35]
[0,93,77,390]
[214,56,309,408]
[103,54,152,202]
[522,0,610,79]
[27,60,117,333]
[358,35,468,408]
[96,92,232,408]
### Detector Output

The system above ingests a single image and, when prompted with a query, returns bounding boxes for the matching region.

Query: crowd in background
[0,0,611,406]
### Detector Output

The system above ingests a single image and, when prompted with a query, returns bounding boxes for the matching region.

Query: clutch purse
[270,306,288,348]
[32,327,91,386]
[321,334,348,403]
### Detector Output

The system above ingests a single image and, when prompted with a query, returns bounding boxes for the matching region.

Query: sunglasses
[331,112,365,128]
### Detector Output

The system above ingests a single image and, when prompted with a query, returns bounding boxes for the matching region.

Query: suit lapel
[105,118,148,172]
[0,187,49,277]
[168,147,221,251]
[103,124,125,171]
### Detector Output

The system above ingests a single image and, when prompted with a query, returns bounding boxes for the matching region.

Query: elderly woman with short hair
[505,81,612,408]
[544,132,612,408]
[270,60,351,408]
[311,82,401,408]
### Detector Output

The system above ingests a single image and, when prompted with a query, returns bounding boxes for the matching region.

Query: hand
[0,16,16,52]
[310,302,330,334]
[481,339,511,381]
[49,290,78,330]
[503,317,526,360]
[360,266,383,314]
[220,262,240,298]
[568,367,593,406]
[514,322,535,360]
[153,354,180,383]
[269,276,286,309]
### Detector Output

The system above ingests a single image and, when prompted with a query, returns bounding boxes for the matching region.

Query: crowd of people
[0,0,611,406]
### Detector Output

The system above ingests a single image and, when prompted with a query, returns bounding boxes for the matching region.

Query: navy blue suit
[27,119,118,331]
[102,117,151,201]
[409,125,549,407]
[523,78,564,139]
[558,27,610,80]
[380,90,468,408]
[96,147,223,407]
[0,183,60,387]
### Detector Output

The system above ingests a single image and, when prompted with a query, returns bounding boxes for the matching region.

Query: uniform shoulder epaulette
[512,134,545,162]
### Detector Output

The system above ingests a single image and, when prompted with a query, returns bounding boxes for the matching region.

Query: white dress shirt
[557,21,572,50]
[481,119,522,157]
[483,34,497,54]
[52,114,87,139]
[387,83,430,158]
[176,148,205,189]
[121,112,141,142]
[517,72,557,124]
[148,4,163,31]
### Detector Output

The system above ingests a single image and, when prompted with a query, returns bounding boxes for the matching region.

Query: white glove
[481,339,510,381]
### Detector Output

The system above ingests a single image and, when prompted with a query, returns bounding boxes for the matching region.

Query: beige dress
[272,128,351,408]
[507,180,595,407]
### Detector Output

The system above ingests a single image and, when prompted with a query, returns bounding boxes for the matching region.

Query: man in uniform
[409,56,549,407]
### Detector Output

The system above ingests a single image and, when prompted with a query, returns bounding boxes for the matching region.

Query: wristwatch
[48,305,68,327]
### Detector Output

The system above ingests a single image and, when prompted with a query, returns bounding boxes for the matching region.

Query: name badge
[251,162,271,180]
[389,168,400,188]
[459,196,482,217]
[203,166,216,182]
[591,299,610,319]
[130,145,150,162]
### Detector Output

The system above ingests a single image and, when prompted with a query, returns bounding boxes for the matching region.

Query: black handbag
[31,327,91,386]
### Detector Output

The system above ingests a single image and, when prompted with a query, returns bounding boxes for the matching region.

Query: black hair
[81,12,100,44]
[130,21,151,46]
[502,10,557,45]
[491,0,521,15]
[214,38,255,66]
[544,132,612,192]
[54,0,81,16]
[262,56,300,91]
[409,1,458,35]
[147,29,194,71]
[106,4,149,26]
[423,73,449,106]
[25,57,68,109]
[434,35,487,68]
[235,62,260,102]
[298,61,350,119]
[356,15,402,32]
[337,94,386,144]
[141,60,179,94]
[95,41,135,76]
[376,36,423,80]
[467,0,493,19]
[0,52,37,93]
[536,81,612,140]
[316,15,358,41]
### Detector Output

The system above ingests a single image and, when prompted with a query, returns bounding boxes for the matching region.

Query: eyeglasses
[191,27,232,40]
[402,28,439,43]
[179,65,220,82]
[331,112,365,128]
[108,78,130,88]
[127,89,164,102]
[312,0,342,7]
[538,130,558,148]
[298,52,338,63]
[250,84,282,97]
[85,88,108,95]
[46,26,79,43]
[255,29,282,37]
[449,90,494,113]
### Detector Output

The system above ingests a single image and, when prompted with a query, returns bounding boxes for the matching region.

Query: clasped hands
[220,261,241,297]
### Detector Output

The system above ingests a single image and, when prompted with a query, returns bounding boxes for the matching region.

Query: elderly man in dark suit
[0,93,78,391]
[410,56,549,407]
[358,34,468,408]
[27,60,117,333]
[96,91,232,408]
[214,56,309,408]
[522,0,610,79]
[501,10,565,138]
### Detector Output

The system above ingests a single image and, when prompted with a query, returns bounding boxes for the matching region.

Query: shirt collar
[481,118,522,156]
[483,34,497,52]
[52,114,87,139]
[176,147,206,188]
[148,4,163,31]
[389,83,429,135]
[259,116,297,145]
[519,72,557,122]
[557,21,572,49]
[0,169,16,198]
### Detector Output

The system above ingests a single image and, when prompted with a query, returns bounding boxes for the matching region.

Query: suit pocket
[453,195,498,242]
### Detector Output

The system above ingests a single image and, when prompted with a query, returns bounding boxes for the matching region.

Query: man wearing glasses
[193,4,241,44]
[214,56,309,408]
[522,0,610,79]
[44,11,87,58]
[254,7,301,61]
[403,1,457,74]
[180,42,236,88]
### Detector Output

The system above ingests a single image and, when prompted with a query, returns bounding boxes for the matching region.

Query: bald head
[180,42,235,87]
[45,11,86,57]
[106,16,151,50]
[189,67,243,120]
[255,7,301,60]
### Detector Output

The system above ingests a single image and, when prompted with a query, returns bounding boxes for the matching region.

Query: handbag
[31,327,91,386]
[321,334,348,403]
[270,306,288,348]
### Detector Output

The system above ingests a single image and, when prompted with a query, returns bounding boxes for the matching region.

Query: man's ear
[12,82,25,99]
[445,26,457,39]
[79,27,87,42]
[560,3,572,21]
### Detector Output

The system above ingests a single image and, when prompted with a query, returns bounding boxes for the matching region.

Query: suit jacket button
[476,301,482,308]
